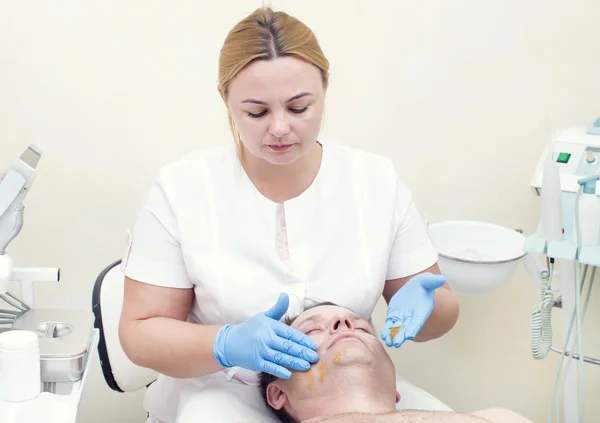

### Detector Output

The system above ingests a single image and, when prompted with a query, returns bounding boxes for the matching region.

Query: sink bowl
[428,220,527,295]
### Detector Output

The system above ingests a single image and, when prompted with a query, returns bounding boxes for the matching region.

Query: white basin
[428,220,527,295]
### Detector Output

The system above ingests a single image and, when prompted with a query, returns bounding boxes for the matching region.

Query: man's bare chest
[305,411,403,423]
[305,410,482,423]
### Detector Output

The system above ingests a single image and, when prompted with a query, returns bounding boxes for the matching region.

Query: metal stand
[550,347,600,366]
[524,228,599,422]
[0,266,96,422]
[0,267,60,329]
[559,260,580,423]
[10,267,60,308]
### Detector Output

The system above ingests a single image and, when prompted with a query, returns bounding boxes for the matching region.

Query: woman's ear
[396,391,401,404]
[266,382,289,410]
[217,86,228,106]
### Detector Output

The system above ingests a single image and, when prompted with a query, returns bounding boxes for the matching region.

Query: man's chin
[326,344,373,366]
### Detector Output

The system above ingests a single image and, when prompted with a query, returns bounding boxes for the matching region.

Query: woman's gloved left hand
[380,272,446,348]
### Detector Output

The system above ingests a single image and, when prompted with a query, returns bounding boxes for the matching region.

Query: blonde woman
[119,6,459,423]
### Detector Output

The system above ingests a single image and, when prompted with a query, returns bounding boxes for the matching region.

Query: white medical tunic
[122,139,438,423]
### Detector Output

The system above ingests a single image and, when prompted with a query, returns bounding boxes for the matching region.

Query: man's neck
[291,374,396,422]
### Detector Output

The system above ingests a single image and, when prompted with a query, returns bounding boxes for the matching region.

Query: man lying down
[255,302,532,423]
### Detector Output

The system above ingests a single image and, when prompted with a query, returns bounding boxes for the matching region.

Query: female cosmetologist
[118,6,459,423]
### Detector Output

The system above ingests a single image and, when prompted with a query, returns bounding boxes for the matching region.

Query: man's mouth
[328,333,362,349]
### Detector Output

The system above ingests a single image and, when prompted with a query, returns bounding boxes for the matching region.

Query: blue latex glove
[380,272,446,348]
[213,293,319,379]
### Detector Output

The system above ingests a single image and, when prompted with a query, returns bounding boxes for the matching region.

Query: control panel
[531,126,600,195]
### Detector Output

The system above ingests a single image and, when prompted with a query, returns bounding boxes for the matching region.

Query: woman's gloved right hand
[213,293,319,379]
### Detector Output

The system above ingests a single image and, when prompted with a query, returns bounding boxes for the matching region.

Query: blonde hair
[218,7,330,158]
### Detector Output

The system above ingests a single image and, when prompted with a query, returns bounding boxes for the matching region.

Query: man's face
[291,305,389,370]
[265,305,399,415]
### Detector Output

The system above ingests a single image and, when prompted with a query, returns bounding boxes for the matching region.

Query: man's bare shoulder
[302,410,493,423]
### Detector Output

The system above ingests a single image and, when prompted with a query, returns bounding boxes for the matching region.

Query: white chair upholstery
[92,260,158,392]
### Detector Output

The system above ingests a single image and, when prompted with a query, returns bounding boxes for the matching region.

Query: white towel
[0,392,78,423]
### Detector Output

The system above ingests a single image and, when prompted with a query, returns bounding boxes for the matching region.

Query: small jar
[0,330,41,402]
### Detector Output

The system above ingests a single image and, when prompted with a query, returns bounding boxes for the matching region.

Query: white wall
[1,0,599,422]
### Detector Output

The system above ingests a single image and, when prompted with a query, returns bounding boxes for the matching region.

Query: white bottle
[0,330,41,402]
[574,178,600,247]
[540,147,563,243]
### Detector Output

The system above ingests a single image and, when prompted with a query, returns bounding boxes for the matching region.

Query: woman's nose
[269,114,291,138]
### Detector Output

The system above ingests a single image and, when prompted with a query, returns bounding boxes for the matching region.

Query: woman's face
[223,56,326,166]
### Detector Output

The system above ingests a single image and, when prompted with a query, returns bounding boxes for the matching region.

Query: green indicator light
[556,152,571,164]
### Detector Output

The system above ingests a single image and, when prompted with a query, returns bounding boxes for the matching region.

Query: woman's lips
[269,144,292,152]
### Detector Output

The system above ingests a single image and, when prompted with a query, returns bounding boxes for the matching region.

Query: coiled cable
[531,260,555,360]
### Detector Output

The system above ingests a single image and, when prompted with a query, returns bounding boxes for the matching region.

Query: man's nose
[329,316,354,333]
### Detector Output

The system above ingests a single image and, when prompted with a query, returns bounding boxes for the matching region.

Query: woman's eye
[247,107,308,117]
[306,328,322,335]
[356,327,370,333]
[289,106,308,114]
[247,110,267,118]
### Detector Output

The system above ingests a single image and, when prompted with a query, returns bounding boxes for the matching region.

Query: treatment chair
[91,259,456,420]
[91,259,158,393]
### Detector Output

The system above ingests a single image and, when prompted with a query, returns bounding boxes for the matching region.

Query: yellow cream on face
[305,348,351,390]
[305,369,314,391]
[333,353,342,364]
[318,362,327,383]
[333,349,349,365]
[303,361,328,390]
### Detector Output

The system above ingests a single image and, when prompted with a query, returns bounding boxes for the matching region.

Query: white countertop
[0,329,98,423]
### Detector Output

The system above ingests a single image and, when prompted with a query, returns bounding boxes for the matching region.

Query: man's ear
[266,381,289,410]
[396,391,401,404]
